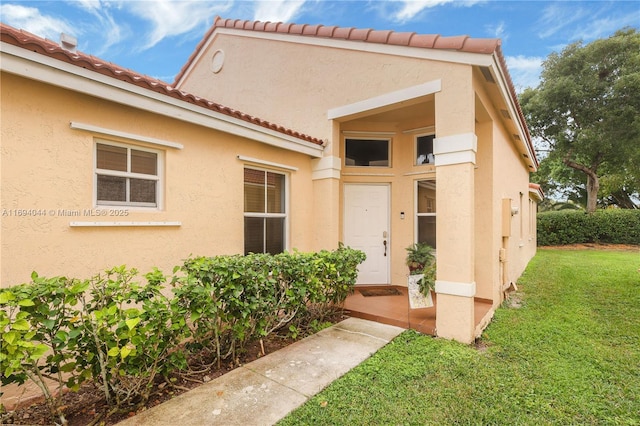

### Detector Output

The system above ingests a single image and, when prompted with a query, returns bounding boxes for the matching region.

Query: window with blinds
[95,141,160,207]
[244,168,286,254]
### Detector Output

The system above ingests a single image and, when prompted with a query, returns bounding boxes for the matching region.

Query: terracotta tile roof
[0,23,324,147]
[175,16,501,84]
[174,16,537,169]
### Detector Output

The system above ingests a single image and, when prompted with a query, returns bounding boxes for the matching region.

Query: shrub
[1,245,366,423]
[174,245,366,364]
[0,267,188,419]
[75,267,188,410]
[537,209,640,246]
[0,274,87,425]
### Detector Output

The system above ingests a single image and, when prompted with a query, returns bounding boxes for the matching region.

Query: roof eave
[490,47,539,172]
[0,42,324,158]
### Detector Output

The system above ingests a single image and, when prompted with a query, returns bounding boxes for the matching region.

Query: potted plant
[406,243,436,308]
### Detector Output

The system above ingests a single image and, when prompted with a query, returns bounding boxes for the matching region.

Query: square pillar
[434,133,477,343]
[311,155,341,250]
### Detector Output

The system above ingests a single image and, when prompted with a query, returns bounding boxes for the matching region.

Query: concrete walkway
[117,317,404,426]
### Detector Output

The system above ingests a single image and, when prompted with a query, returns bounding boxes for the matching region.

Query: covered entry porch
[344,286,493,337]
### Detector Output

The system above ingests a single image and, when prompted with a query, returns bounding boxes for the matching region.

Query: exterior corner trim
[435,280,476,297]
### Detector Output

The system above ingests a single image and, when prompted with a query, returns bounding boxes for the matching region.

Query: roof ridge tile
[367,30,393,44]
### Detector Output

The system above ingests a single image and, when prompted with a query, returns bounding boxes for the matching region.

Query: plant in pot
[406,242,436,309]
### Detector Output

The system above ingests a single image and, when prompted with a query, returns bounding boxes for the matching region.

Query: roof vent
[500,109,511,119]
[513,134,521,141]
[60,33,77,52]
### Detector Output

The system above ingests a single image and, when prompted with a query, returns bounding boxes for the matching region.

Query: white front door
[344,184,390,285]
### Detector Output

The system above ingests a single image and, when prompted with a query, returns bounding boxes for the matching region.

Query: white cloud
[537,4,587,39]
[389,0,482,24]
[506,55,543,92]
[485,21,505,40]
[124,0,232,49]
[0,4,75,40]
[63,0,125,55]
[569,9,640,42]
[72,0,103,14]
[535,2,637,43]
[253,0,306,22]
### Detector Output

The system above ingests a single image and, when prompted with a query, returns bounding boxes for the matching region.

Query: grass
[278,248,640,425]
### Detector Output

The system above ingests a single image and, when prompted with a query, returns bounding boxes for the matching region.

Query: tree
[520,28,640,212]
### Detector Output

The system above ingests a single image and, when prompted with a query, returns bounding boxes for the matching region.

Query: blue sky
[1,1,638,90]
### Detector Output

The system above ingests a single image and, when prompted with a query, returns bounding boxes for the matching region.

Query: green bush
[0,267,188,421]
[0,246,365,421]
[537,209,640,246]
[174,245,366,363]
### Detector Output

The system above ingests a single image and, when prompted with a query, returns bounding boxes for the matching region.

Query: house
[0,17,542,344]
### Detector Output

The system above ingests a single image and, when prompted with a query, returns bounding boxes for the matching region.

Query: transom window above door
[416,134,435,165]
[345,138,390,167]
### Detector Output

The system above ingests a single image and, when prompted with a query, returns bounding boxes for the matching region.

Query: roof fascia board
[212,27,493,67]
[1,43,323,158]
[328,79,441,120]
[488,55,537,170]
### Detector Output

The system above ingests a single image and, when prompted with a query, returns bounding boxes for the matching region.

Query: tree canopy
[520,28,640,212]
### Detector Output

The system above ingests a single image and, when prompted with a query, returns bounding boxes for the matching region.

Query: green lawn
[279,248,640,425]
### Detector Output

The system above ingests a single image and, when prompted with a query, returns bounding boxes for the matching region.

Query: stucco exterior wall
[1,73,317,286]
[178,33,458,144]
[178,33,539,302]
[179,33,484,288]
[472,71,537,306]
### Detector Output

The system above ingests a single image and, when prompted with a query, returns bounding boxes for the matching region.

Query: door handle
[383,240,387,256]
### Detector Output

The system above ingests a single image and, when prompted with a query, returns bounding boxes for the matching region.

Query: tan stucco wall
[473,71,536,306]
[177,34,538,303]
[178,34,460,146]
[0,73,318,286]
[180,34,483,286]
[475,75,536,305]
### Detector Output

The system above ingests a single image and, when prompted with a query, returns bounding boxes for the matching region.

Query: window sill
[70,221,181,227]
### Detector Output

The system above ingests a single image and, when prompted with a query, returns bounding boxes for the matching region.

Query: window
[95,141,161,207]
[345,138,390,167]
[416,180,436,249]
[416,134,435,165]
[244,168,287,254]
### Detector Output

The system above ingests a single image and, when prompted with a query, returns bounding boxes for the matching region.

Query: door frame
[343,183,391,285]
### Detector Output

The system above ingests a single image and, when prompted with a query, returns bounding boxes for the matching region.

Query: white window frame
[94,139,164,209]
[243,167,289,254]
[415,179,437,250]
[415,133,436,166]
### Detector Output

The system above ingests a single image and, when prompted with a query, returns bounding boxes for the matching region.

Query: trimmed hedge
[0,246,365,421]
[537,209,640,246]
